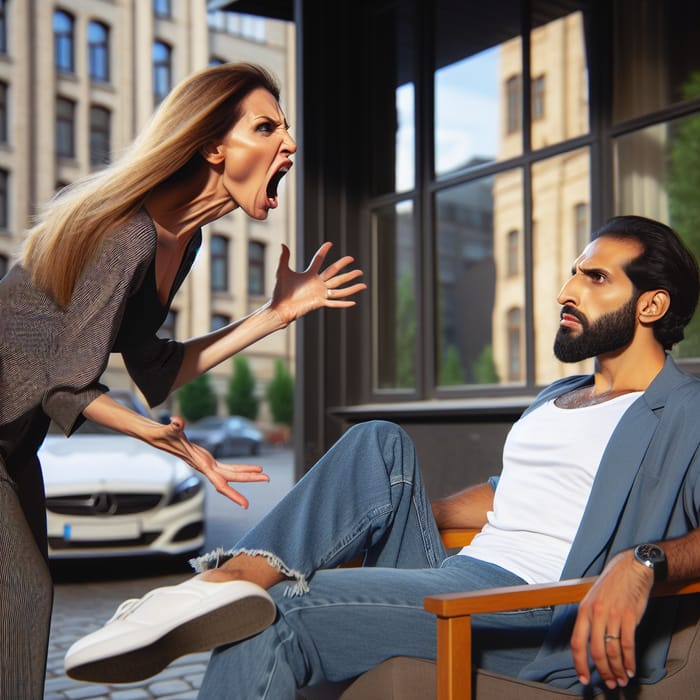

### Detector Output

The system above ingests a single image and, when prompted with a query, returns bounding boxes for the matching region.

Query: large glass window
[88,21,110,82]
[435,177,498,386]
[365,0,592,401]
[54,10,74,73]
[435,0,522,173]
[372,201,416,391]
[612,0,700,124]
[615,113,700,358]
[532,147,591,384]
[368,0,416,196]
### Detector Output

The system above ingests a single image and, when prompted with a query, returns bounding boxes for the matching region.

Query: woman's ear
[200,141,225,165]
[638,289,670,321]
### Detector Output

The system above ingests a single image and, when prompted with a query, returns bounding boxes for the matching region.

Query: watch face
[637,543,664,563]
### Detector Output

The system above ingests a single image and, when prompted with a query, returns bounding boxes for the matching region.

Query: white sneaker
[64,578,276,683]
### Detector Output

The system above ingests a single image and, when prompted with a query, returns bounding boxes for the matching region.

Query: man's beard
[553,295,638,363]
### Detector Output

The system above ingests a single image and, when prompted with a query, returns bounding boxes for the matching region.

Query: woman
[0,62,365,698]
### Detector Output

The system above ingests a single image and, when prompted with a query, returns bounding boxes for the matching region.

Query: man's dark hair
[592,215,700,350]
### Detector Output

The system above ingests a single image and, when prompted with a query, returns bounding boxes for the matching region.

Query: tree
[267,359,294,426]
[472,344,500,384]
[438,344,464,386]
[226,355,259,420]
[177,374,217,422]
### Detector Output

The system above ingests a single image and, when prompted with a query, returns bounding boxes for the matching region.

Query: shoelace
[107,597,143,624]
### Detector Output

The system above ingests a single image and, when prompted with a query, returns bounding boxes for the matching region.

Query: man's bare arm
[431,482,494,530]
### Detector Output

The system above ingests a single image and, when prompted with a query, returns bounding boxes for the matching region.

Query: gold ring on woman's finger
[604,634,620,642]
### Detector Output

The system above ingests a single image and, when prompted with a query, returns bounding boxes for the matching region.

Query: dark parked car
[185,415,263,458]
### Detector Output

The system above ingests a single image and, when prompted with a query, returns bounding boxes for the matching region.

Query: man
[66,215,700,698]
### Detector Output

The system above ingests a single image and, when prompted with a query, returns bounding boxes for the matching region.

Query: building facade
[0,0,296,421]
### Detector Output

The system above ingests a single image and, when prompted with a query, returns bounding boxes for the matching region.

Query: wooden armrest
[424,576,700,700]
[440,528,479,549]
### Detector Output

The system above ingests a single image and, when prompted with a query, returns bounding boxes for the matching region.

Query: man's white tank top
[460,391,642,583]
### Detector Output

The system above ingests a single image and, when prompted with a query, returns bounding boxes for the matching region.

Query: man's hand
[571,550,654,689]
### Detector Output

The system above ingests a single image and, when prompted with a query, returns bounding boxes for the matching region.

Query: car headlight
[168,475,203,505]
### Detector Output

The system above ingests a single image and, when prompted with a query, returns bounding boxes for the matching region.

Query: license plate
[63,521,141,541]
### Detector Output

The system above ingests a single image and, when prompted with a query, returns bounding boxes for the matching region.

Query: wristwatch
[633,543,668,582]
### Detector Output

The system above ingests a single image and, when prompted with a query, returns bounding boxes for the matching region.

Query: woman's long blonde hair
[23,62,280,306]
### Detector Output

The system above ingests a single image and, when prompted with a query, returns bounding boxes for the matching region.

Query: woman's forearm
[172,303,287,391]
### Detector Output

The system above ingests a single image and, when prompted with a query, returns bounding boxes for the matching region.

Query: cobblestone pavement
[44,448,295,700]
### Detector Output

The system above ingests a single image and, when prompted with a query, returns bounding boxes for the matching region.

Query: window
[0,0,7,55]
[248,241,265,295]
[153,41,172,105]
[54,10,74,73]
[532,75,546,120]
[0,82,7,144]
[210,234,229,292]
[210,314,230,331]
[56,98,75,159]
[0,254,7,279]
[506,308,523,382]
[88,21,110,82]
[506,230,519,276]
[153,0,172,18]
[365,0,592,400]
[506,75,522,134]
[158,309,177,339]
[206,11,266,41]
[89,105,110,166]
[0,168,8,229]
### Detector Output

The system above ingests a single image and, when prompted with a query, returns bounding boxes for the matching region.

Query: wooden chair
[299,529,700,700]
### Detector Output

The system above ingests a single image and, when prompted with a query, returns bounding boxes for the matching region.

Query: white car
[39,392,206,560]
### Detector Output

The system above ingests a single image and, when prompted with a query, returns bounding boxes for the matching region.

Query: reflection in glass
[531,147,591,384]
[615,114,700,358]
[613,1,700,123]
[368,2,416,196]
[372,202,416,390]
[435,46,506,174]
[435,178,499,386]
[434,0,522,175]
[530,7,589,147]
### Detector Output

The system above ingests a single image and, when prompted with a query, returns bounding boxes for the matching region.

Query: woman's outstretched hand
[156,417,270,509]
[270,242,366,325]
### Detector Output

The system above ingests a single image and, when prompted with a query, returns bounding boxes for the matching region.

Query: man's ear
[200,141,225,165]
[638,289,670,321]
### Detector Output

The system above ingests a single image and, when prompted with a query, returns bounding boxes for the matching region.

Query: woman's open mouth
[266,163,292,209]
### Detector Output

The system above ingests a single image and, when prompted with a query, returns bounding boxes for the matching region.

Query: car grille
[48,532,161,550]
[46,492,163,516]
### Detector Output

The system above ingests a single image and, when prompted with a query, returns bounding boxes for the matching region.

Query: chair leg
[436,614,472,700]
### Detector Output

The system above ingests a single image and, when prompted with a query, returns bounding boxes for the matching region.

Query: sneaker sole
[66,592,276,683]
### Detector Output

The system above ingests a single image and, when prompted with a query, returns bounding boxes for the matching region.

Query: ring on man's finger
[604,634,621,642]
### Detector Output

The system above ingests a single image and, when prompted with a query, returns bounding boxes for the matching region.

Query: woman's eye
[257,122,274,134]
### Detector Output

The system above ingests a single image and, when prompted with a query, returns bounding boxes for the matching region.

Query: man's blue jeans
[196,421,552,699]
